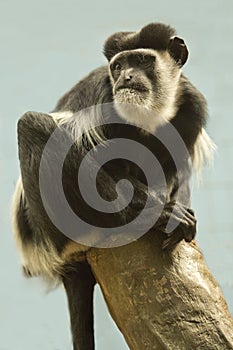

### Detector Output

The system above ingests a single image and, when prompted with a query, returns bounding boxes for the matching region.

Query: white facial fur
[109,48,181,134]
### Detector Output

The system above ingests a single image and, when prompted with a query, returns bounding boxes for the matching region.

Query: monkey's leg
[62,262,96,350]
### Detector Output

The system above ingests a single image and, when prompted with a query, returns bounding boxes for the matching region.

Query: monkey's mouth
[116,85,149,94]
[115,80,149,93]
[114,87,149,106]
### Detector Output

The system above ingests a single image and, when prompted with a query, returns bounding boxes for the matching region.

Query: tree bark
[87,231,233,350]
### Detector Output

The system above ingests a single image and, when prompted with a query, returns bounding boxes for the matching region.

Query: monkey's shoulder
[54,66,112,112]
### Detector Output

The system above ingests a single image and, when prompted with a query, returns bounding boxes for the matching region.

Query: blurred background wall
[0,0,232,349]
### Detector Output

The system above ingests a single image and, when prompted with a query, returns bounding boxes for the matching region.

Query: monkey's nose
[125,74,133,82]
[123,69,134,83]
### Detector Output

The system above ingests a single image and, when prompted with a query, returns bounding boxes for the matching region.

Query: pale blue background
[0,0,232,349]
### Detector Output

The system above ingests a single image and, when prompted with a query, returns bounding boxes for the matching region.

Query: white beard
[114,90,170,134]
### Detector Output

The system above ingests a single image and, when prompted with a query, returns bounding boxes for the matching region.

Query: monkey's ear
[168,36,189,66]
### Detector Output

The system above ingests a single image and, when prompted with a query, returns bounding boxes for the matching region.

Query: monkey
[12,23,215,350]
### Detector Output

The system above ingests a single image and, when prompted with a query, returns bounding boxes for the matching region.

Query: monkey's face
[110,50,154,103]
[110,51,155,104]
[109,48,183,133]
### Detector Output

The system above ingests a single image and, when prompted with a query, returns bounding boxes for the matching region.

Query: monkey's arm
[126,174,197,249]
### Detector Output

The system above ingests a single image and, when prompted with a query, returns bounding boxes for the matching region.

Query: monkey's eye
[138,55,155,67]
[113,62,122,71]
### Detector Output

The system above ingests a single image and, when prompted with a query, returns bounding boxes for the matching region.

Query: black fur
[55,67,113,112]
[104,23,176,60]
[17,114,71,255]
[62,262,95,350]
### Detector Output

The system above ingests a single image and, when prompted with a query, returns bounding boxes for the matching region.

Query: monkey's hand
[157,201,197,249]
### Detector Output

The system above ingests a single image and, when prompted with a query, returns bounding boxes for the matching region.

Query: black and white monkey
[12,23,215,350]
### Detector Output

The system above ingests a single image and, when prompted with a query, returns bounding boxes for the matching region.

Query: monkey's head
[105,23,189,133]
